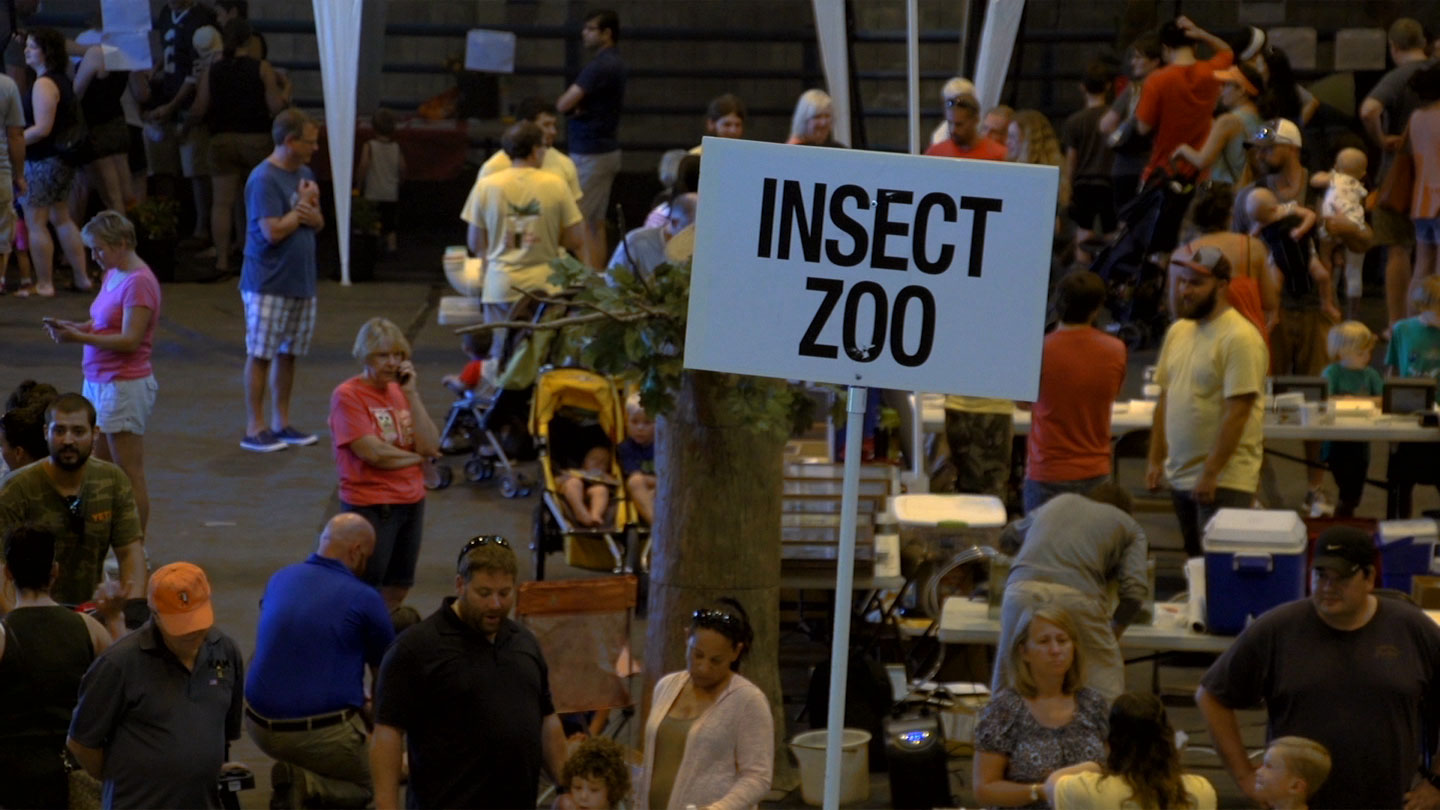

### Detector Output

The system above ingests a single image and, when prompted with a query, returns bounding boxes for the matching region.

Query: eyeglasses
[692,608,743,631]
[456,535,510,571]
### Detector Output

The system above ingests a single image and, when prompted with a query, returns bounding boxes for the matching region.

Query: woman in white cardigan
[637,597,773,810]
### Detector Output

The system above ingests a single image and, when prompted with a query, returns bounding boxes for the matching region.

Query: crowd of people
[6,2,1440,808]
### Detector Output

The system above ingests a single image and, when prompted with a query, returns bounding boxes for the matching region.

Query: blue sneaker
[240,429,287,453]
[273,426,319,446]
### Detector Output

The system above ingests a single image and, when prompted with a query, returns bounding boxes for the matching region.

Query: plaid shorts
[242,291,316,359]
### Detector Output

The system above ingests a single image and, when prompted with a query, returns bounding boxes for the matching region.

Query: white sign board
[465,29,516,73]
[686,138,1056,399]
[101,33,153,71]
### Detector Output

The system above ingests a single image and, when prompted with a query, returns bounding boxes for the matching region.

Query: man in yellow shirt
[478,97,583,206]
[1146,245,1268,556]
[459,122,586,368]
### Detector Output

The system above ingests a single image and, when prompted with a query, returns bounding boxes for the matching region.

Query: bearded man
[1145,246,1269,557]
[0,392,146,613]
[369,535,569,810]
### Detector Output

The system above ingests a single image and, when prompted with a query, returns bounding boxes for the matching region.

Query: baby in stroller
[558,423,619,527]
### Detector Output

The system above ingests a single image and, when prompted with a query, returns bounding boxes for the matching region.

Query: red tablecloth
[311,121,470,184]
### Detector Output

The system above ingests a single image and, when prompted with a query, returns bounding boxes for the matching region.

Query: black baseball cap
[1312,526,1376,575]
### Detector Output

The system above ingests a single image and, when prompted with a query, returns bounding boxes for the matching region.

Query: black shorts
[342,499,425,588]
[1067,182,1117,233]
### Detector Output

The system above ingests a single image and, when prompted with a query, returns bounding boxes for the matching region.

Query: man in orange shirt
[1023,271,1127,513]
[924,92,1008,161]
[1134,15,1233,182]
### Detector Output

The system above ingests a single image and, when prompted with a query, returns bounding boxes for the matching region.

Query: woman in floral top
[974,604,1108,808]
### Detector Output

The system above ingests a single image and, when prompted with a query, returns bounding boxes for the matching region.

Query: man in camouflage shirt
[0,393,146,613]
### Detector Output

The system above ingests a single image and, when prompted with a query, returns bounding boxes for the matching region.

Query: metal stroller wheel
[500,475,521,498]
[463,458,488,482]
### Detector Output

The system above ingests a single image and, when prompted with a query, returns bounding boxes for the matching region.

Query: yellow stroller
[529,367,648,580]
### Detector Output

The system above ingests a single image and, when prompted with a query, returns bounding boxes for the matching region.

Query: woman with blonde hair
[786,88,841,147]
[1008,109,1070,208]
[974,604,1107,807]
[42,211,161,529]
[328,317,441,609]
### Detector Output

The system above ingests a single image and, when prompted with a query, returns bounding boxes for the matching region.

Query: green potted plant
[128,197,181,282]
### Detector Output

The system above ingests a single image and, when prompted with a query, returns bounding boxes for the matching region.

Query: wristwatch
[1030,782,1041,801]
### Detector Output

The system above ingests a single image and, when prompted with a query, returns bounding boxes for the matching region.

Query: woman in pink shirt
[41,211,160,529]
[638,598,773,810]
[1406,64,1440,283]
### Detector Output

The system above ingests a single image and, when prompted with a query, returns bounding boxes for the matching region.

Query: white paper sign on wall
[685,138,1056,400]
[465,29,516,73]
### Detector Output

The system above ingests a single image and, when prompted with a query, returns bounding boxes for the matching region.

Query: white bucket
[789,728,871,806]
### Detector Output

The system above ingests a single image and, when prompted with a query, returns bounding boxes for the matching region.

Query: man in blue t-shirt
[245,513,394,808]
[239,108,325,453]
[557,8,626,268]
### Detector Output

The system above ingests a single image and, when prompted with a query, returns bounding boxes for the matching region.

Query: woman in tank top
[1171,61,1268,186]
[190,18,288,276]
[73,43,132,212]
[21,28,92,297]
[0,525,115,809]
[1177,181,1280,347]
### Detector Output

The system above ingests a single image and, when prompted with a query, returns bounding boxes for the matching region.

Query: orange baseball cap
[147,562,214,635]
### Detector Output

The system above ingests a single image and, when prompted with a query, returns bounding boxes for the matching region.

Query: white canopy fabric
[312,0,364,285]
[810,0,852,147]
[972,0,1026,113]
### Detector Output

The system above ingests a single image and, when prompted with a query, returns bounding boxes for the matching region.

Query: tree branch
[455,310,657,335]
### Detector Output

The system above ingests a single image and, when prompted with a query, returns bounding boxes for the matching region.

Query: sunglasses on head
[456,535,510,571]
[944,97,977,109]
[692,608,743,631]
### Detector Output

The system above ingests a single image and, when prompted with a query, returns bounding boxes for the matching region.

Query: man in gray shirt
[993,485,1150,700]
[1360,18,1434,329]
[67,562,245,809]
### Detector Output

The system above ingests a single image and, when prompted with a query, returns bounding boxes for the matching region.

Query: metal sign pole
[821,385,868,810]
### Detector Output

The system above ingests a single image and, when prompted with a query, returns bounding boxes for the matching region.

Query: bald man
[244,513,396,808]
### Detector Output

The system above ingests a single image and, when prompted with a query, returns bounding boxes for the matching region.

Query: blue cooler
[1377,519,1438,593]
[1203,509,1307,635]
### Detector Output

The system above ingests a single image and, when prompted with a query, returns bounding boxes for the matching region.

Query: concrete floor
[3,269,1435,808]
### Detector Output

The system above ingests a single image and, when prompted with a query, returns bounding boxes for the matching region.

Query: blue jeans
[1021,475,1111,515]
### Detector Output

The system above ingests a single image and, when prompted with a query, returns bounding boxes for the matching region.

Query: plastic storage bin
[1203,509,1307,635]
[1378,519,1438,593]
[892,494,1007,616]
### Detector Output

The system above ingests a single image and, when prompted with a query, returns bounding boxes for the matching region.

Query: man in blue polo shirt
[244,513,394,808]
[556,8,625,268]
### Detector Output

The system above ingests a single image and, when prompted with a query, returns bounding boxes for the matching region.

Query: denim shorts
[83,375,158,435]
[1414,216,1440,245]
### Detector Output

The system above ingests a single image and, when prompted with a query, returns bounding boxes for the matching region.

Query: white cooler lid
[1202,508,1307,554]
[1379,519,1439,546]
[891,494,1006,528]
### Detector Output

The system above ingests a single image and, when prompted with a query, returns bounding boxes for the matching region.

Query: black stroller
[1089,169,1195,349]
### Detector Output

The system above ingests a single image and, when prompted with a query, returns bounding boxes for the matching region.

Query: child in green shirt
[1322,321,1383,516]
[1383,277,1440,516]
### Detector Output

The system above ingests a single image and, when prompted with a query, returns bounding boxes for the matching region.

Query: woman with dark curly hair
[562,736,632,809]
[1045,692,1216,809]
[637,597,772,810]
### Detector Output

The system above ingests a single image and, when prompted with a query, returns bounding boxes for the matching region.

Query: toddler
[1311,148,1371,312]
[358,108,406,253]
[1384,276,1440,516]
[617,395,656,524]
[1321,321,1384,516]
[561,736,631,810]
[561,442,616,528]
[1253,736,1331,810]
[441,331,495,397]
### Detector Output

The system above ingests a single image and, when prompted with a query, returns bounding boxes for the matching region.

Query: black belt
[245,705,355,732]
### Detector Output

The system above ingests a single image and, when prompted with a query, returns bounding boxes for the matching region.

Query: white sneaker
[1306,489,1335,518]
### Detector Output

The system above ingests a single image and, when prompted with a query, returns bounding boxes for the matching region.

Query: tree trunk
[644,370,798,791]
